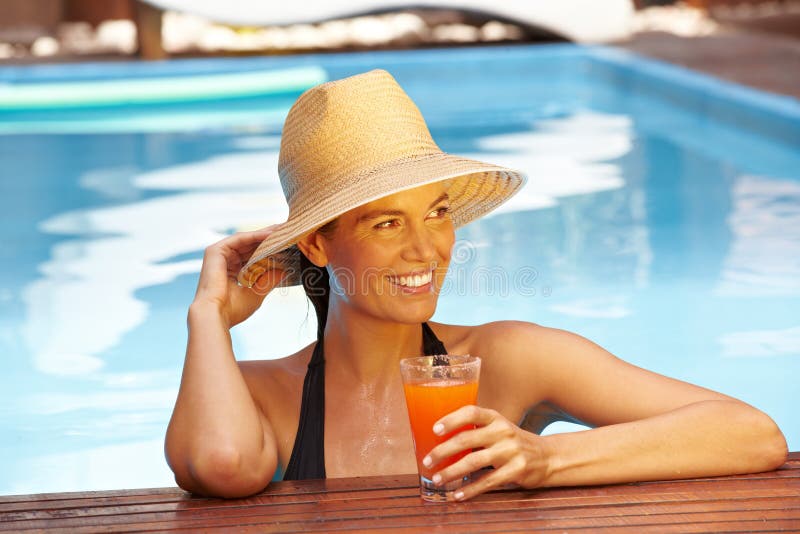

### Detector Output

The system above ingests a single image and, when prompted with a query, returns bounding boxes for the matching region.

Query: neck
[323,305,423,384]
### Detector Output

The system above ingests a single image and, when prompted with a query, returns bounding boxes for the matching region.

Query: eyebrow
[357,192,450,224]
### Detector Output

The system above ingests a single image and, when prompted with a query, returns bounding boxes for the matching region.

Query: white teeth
[392,271,432,288]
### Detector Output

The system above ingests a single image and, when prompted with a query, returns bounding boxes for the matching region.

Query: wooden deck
[619,30,800,101]
[1,452,798,532]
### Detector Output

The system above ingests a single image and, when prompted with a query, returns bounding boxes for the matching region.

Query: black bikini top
[282,322,447,480]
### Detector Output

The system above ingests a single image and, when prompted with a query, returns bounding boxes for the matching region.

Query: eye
[428,206,450,219]
[374,219,399,229]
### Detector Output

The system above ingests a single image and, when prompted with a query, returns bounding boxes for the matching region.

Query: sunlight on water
[5,440,172,496]
[715,174,800,298]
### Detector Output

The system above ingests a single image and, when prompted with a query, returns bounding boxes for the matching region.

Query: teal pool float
[0,66,327,110]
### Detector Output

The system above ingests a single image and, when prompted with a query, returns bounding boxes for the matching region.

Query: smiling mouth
[388,270,433,288]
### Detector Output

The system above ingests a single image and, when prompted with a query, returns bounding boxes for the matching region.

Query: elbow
[759,418,789,472]
[165,436,275,498]
[737,403,788,473]
[188,446,275,498]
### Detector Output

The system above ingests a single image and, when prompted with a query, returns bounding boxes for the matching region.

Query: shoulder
[237,344,314,414]
[238,344,311,378]
[429,320,564,416]
[430,319,574,361]
[429,320,554,383]
[430,320,596,403]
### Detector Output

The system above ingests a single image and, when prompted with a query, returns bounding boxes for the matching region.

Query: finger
[220,234,276,275]
[450,463,520,501]
[213,225,279,256]
[251,268,287,293]
[431,447,495,485]
[424,425,495,469]
[228,227,278,255]
[433,405,497,438]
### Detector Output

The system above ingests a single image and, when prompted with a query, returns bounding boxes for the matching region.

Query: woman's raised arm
[164,227,284,498]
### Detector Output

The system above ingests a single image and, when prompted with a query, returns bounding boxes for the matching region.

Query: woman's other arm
[427,322,788,499]
[164,227,284,498]
[533,325,788,485]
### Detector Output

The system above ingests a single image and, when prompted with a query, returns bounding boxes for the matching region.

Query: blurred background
[0,3,793,55]
[2,0,798,98]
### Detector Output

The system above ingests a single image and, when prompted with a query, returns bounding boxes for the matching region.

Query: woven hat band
[278,70,440,206]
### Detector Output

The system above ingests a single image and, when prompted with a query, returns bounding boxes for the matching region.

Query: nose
[403,221,437,263]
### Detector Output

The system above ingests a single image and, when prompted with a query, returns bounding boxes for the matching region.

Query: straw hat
[237,69,526,288]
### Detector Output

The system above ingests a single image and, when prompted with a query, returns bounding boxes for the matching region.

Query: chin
[385,297,439,325]
[365,277,443,324]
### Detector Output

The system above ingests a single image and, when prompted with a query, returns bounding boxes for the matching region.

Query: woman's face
[317,182,454,324]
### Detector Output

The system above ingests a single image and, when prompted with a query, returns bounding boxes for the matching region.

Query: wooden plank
[326,519,800,534]
[54,496,800,532]
[3,475,797,522]
[0,487,187,505]
[23,506,799,533]
[0,481,421,515]
[1,474,797,525]
[176,508,800,533]
[0,487,411,524]
[4,473,799,520]
[3,484,797,532]
[0,454,796,532]
[0,474,418,505]
[8,466,795,517]
[2,452,796,506]
[2,453,796,507]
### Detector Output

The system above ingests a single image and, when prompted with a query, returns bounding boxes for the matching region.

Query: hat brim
[237,152,526,288]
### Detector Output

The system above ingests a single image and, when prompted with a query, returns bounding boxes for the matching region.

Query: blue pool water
[1,45,798,495]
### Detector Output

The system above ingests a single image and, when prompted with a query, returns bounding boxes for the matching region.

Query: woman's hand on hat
[423,406,553,501]
[193,226,285,329]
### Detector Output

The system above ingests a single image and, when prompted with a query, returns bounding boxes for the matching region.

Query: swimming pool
[1,44,798,496]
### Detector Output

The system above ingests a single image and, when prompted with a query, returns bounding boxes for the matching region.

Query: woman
[165,69,787,500]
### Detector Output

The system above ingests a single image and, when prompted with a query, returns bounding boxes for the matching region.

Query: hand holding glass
[400,354,481,502]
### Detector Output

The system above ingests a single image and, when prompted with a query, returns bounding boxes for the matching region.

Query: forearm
[541,400,788,487]
[165,301,276,496]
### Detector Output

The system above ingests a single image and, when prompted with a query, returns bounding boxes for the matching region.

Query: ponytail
[299,219,337,340]
[300,254,330,340]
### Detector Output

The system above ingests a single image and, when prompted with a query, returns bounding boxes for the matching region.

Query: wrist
[188,299,229,329]
[537,433,564,487]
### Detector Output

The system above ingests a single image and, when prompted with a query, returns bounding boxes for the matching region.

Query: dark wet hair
[299,219,337,340]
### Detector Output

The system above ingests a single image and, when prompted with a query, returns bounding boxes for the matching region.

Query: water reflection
[474,111,630,213]
[22,145,285,376]
[5,439,173,496]
[720,325,800,358]
[715,174,800,297]
[452,111,650,296]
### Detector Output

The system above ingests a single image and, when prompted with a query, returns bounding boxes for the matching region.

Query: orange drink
[403,380,479,478]
[400,355,481,502]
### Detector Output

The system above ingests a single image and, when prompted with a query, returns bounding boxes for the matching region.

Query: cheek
[327,244,391,294]
[436,226,456,263]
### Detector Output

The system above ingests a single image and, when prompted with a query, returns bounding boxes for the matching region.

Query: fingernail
[433,423,444,435]
[432,474,442,485]
[454,491,465,500]
[422,456,432,468]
